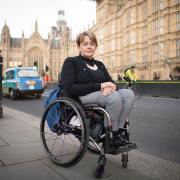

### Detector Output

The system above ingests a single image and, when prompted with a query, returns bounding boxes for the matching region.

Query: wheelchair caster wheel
[93,164,105,178]
[121,153,128,168]
[93,156,106,178]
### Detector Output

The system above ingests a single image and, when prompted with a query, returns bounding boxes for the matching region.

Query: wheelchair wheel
[40,97,89,167]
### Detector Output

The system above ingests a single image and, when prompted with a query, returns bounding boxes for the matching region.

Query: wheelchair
[40,96,137,178]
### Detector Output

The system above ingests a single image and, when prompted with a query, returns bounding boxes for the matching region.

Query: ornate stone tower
[1,22,10,49]
[0,22,11,68]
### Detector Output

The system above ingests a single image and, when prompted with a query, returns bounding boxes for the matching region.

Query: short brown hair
[76,31,98,47]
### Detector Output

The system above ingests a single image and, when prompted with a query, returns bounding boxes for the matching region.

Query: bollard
[0,50,3,118]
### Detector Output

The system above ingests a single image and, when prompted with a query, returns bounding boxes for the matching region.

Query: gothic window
[130,31,136,44]
[152,18,163,36]
[130,50,136,64]
[131,9,136,24]
[111,22,116,34]
[159,42,164,59]
[176,39,180,57]
[176,0,180,4]
[159,0,164,10]
[152,0,159,13]
[124,33,131,46]
[126,10,131,26]
[159,17,164,34]
[152,0,165,12]
[176,11,180,31]
[142,25,148,42]
[142,2,148,20]
[110,56,116,67]
[142,48,148,62]
[153,43,159,61]
[126,50,136,64]
[152,42,164,60]
[152,18,159,36]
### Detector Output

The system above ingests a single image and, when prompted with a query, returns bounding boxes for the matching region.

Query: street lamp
[0,50,3,118]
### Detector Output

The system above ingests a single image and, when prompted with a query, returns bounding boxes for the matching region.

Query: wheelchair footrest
[108,143,137,155]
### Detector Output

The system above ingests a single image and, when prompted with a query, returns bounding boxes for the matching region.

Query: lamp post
[0,50,3,118]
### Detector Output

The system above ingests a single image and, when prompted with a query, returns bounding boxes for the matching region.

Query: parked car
[2,67,44,99]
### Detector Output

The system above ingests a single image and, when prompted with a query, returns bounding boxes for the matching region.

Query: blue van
[2,67,44,99]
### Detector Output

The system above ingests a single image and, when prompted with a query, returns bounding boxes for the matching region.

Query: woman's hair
[76,31,98,47]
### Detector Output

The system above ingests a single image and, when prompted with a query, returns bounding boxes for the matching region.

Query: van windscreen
[17,69,39,77]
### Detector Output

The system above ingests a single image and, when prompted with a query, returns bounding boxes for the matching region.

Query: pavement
[0,106,180,180]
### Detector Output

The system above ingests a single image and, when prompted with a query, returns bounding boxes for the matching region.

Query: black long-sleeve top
[61,55,114,99]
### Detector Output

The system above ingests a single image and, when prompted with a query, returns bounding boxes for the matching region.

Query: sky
[0,0,96,39]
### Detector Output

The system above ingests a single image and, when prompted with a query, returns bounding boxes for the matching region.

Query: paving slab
[0,142,47,165]
[0,137,8,147]
[0,160,66,180]
[42,152,153,180]
[0,120,40,145]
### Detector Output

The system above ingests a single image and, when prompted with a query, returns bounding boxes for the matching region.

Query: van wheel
[9,89,16,100]
[36,94,41,99]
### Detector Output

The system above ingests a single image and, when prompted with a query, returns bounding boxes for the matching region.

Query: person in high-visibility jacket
[123,66,137,82]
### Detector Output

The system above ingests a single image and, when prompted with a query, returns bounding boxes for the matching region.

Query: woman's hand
[101,82,116,90]
[101,82,117,96]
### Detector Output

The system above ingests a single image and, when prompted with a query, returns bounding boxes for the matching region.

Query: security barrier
[117,81,180,98]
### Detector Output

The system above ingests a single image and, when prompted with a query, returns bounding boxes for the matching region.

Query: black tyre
[9,89,16,100]
[93,156,106,178]
[121,153,128,168]
[40,97,89,167]
[93,164,105,178]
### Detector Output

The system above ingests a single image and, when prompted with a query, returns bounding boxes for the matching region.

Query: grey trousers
[79,89,135,131]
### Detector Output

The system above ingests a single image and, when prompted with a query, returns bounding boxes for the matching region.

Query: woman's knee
[127,89,135,99]
[118,88,135,101]
[107,91,122,106]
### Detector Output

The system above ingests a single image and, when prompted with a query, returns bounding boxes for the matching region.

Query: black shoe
[113,131,126,148]
[117,128,127,134]
[125,142,137,149]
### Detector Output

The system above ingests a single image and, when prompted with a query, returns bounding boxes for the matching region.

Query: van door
[2,70,16,95]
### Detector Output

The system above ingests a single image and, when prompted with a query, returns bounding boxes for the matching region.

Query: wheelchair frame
[40,96,136,178]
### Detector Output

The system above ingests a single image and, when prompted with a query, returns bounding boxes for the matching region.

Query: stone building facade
[1,0,180,81]
[0,11,70,81]
[87,0,180,80]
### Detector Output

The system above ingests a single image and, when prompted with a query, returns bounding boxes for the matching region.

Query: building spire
[35,19,38,32]
[22,30,24,38]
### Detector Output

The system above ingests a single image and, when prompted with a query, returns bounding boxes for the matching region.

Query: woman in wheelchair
[61,31,136,149]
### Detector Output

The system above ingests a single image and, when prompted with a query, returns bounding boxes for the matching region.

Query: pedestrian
[61,31,135,148]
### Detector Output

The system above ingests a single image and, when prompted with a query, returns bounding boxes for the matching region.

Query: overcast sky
[0,0,96,39]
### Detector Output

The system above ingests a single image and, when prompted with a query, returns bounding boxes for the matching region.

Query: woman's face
[78,35,97,59]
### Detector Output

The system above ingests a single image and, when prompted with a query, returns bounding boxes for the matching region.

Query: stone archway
[28,47,44,75]
[172,66,180,80]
